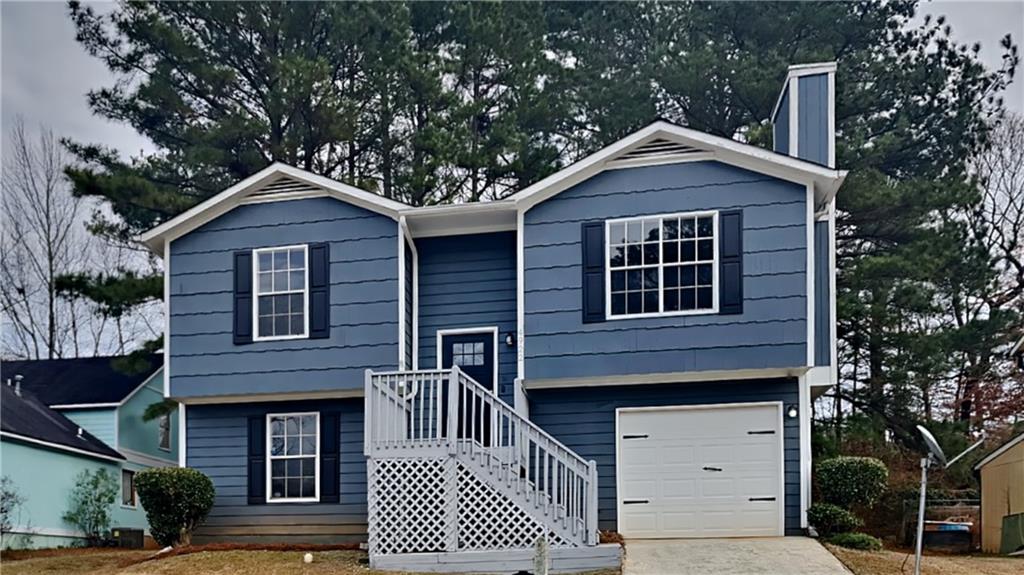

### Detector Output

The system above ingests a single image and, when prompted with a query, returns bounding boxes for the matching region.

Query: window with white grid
[267,412,319,502]
[607,211,718,318]
[254,245,308,340]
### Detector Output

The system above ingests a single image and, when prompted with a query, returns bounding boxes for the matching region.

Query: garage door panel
[617,404,783,539]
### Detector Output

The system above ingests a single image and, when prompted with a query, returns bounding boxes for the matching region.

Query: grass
[2,548,621,575]
[826,544,1023,575]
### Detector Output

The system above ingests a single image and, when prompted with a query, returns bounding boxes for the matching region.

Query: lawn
[826,544,1023,575]
[1,548,621,575]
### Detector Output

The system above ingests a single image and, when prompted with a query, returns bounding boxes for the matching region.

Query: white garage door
[616,403,783,538]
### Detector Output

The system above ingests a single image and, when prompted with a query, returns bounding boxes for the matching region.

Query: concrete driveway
[623,537,851,575]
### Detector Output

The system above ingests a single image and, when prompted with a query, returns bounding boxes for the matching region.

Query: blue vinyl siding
[168,197,399,398]
[797,74,829,166]
[417,232,517,403]
[774,86,790,155]
[60,408,117,447]
[814,220,831,366]
[404,240,414,369]
[528,379,802,535]
[186,399,366,543]
[523,161,808,381]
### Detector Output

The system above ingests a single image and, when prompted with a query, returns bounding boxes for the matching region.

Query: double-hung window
[254,245,308,340]
[158,413,171,451]
[607,211,718,318]
[267,413,319,502]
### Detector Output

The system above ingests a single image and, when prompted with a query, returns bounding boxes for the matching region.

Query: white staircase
[364,367,601,567]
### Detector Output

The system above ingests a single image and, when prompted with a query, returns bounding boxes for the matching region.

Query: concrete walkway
[623,537,851,575]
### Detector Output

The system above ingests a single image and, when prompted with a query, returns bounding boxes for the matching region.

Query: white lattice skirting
[368,457,570,556]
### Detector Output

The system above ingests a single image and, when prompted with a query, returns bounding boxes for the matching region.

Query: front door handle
[622,499,649,505]
[749,497,777,502]
[702,466,723,472]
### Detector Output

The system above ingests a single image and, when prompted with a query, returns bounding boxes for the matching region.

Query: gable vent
[607,138,711,168]
[243,176,326,203]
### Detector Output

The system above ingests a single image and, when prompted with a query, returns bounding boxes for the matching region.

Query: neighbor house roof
[138,121,847,253]
[0,354,163,408]
[974,432,1024,470]
[0,383,124,461]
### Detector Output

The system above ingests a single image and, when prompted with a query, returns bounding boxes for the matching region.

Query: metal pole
[913,456,930,575]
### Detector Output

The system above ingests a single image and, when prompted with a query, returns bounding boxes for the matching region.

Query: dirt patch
[826,544,1023,575]
[127,542,362,565]
[1,549,151,575]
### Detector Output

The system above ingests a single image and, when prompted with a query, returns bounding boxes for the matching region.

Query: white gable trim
[974,433,1024,470]
[772,62,837,122]
[138,163,407,252]
[0,431,123,463]
[508,121,846,213]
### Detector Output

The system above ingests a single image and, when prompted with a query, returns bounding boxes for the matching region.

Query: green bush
[808,503,862,536]
[135,468,215,547]
[817,456,888,508]
[62,468,118,545]
[827,532,883,551]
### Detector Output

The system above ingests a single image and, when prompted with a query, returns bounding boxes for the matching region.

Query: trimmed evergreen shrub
[808,503,862,536]
[828,532,883,551]
[135,467,215,547]
[816,456,888,508]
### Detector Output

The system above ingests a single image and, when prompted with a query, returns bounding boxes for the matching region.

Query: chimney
[771,62,836,168]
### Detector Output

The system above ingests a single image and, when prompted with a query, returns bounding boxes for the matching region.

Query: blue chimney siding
[522,161,808,381]
[168,197,400,398]
[814,220,831,367]
[774,86,790,155]
[797,73,830,166]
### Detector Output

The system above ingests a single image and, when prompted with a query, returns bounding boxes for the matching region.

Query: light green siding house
[1,356,176,549]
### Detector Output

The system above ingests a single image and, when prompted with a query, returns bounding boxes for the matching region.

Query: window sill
[120,504,137,510]
[252,334,309,343]
[266,497,320,504]
[607,307,719,320]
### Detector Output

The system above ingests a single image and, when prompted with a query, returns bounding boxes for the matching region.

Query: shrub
[808,503,862,536]
[62,468,118,545]
[0,475,25,536]
[828,532,883,551]
[135,467,215,547]
[817,456,888,508]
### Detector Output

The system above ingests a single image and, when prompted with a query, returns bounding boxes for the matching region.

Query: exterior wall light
[786,404,799,419]
[504,332,516,348]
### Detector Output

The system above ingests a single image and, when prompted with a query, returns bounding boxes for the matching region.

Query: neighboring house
[974,432,1024,554]
[140,62,844,571]
[0,355,177,549]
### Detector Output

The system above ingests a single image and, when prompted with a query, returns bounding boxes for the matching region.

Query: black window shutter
[246,415,266,504]
[581,222,606,323]
[719,210,744,315]
[319,411,340,503]
[309,243,330,339]
[233,251,253,344]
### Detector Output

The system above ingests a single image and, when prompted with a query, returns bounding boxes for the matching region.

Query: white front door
[616,403,784,538]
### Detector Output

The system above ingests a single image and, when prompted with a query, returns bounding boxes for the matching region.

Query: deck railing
[365,367,600,546]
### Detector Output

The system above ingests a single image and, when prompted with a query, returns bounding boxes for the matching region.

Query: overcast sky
[2,0,1022,161]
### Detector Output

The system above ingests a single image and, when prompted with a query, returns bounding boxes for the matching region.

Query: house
[974,432,1024,554]
[139,62,844,572]
[0,355,177,549]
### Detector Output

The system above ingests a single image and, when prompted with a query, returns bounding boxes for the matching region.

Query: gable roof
[974,432,1024,470]
[0,383,124,461]
[139,163,410,252]
[0,354,163,407]
[507,120,846,211]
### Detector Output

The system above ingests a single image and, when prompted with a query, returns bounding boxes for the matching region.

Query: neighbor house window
[121,469,136,507]
[254,245,308,340]
[158,413,171,451]
[607,211,718,318]
[267,413,319,502]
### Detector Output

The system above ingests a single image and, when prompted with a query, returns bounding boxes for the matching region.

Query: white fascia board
[522,367,808,390]
[0,431,124,462]
[175,388,364,405]
[138,163,406,254]
[974,433,1024,470]
[49,402,120,409]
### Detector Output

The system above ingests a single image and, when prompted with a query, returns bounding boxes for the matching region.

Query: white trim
[516,209,525,381]
[399,217,420,370]
[604,210,719,320]
[398,217,407,370]
[806,183,815,366]
[788,77,799,158]
[974,433,1024,470]
[117,367,164,408]
[178,403,187,467]
[827,71,836,169]
[119,446,177,467]
[251,244,310,342]
[238,189,329,205]
[158,411,172,452]
[0,431,123,462]
[163,238,171,398]
[603,151,716,171]
[176,388,364,405]
[265,411,320,503]
[138,163,406,252]
[407,222,517,238]
[49,402,120,409]
[828,200,838,381]
[614,401,786,538]
[436,327,499,395]
[798,374,811,529]
[522,367,807,390]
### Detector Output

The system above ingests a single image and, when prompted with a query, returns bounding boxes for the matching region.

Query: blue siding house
[140,63,844,571]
